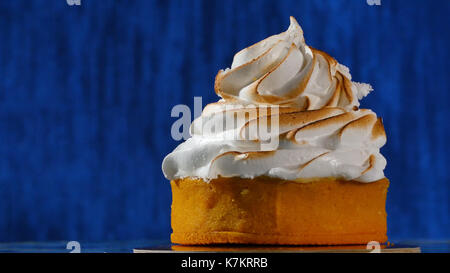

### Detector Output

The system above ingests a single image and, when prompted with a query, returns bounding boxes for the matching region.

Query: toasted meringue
[162,17,386,183]
[214,17,372,110]
[162,104,386,182]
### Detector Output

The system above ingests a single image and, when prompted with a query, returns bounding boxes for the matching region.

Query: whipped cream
[162,17,387,183]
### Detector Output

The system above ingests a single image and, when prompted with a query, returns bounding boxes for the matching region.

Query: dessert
[162,17,389,245]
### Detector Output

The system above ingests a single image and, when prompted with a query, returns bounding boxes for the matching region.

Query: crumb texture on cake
[170,177,388,245]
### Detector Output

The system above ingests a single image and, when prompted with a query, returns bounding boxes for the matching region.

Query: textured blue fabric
[0,0,448,242]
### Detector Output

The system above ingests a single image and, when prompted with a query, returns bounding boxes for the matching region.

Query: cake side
[171,177,388,245]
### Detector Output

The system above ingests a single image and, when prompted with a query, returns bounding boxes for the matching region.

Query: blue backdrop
[0,0,448,242]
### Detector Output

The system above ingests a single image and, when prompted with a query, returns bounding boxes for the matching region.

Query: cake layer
[171,177,389,245]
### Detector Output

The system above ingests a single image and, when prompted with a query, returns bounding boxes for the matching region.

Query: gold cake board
[134,244,421,253]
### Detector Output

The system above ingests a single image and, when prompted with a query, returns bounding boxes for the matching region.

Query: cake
[162,17,388,245]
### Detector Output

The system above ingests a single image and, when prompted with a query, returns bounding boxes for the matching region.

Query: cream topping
[162,17,387,183]
[163,104,386,182]
[214,17,372,110]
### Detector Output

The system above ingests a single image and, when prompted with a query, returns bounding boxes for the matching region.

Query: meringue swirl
[162,104,386,182]
[215,17,372,110]
[162,16,387,183]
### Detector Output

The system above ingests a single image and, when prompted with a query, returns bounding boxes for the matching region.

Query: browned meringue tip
[325,78,341,107]
[284,108,345,139]
[338,113,377,138]
[295,111,356,134]
[240,107,346,141]
[371,117,387,140]
[289,16,298,24]
[361,154,376,175]
[288,16,305,43]
[215,40,287,98]
[310,47,338,80]
[335,71,354,106]
[297,152,330,171]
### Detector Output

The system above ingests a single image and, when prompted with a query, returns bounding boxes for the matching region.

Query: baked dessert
[162,17,388,245]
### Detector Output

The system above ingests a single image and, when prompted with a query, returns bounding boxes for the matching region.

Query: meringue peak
[215,16,373,110]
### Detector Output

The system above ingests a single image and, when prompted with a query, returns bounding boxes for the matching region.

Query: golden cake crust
[170,177,389,245]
